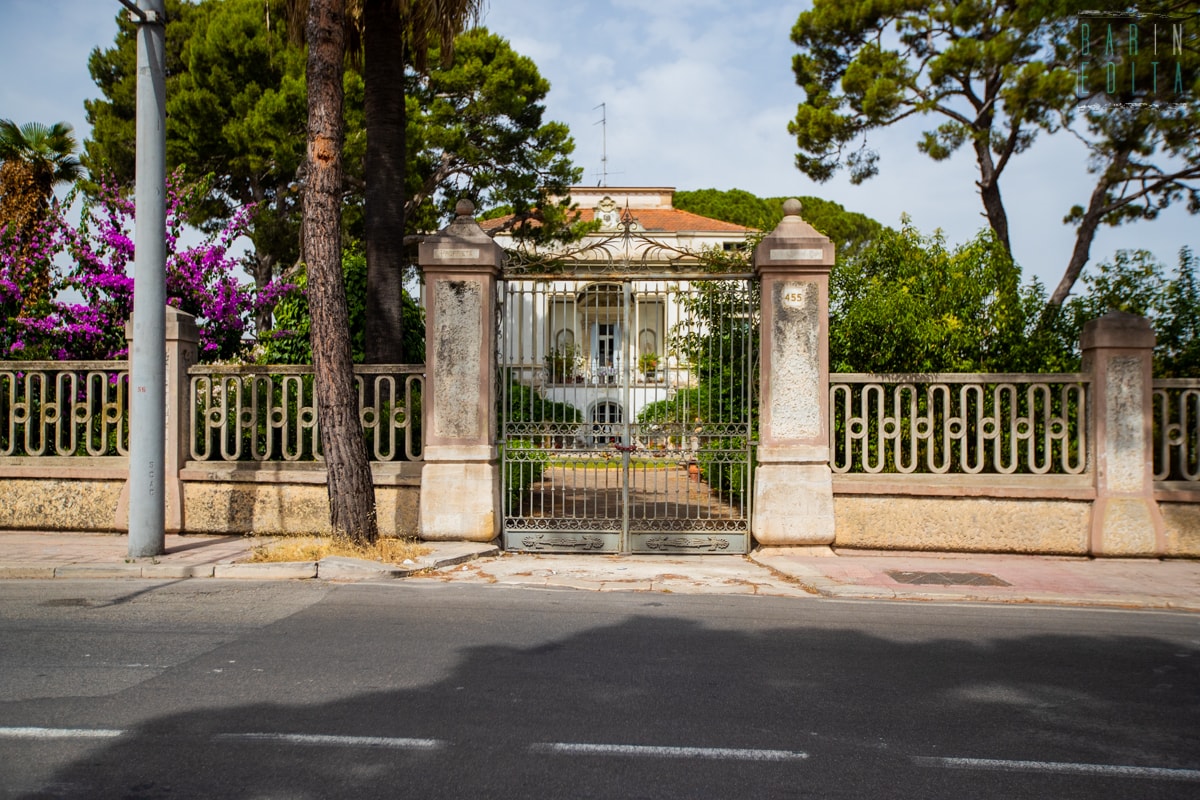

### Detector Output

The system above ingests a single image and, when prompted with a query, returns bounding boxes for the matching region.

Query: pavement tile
[0,531,1196,611]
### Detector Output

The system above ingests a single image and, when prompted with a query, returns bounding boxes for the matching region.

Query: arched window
[590,401,623,445]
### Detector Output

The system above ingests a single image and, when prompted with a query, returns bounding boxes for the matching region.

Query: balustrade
[0,362,129,457]
[1153,380,1200,482]
[189,364,424,463]
[830,374,1089,475]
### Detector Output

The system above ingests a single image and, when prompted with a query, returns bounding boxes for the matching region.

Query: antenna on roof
[593,102,608,187]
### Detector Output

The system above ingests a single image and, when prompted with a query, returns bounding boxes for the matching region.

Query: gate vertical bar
[752,199,836,547]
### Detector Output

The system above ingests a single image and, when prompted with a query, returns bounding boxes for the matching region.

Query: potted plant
[546,344,582,383]
[638,351,660,381]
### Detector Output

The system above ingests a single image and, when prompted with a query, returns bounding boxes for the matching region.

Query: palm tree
[0,119,83,314]
[0,119,83,235]
[304,0,380,544]
[362,0,481,365]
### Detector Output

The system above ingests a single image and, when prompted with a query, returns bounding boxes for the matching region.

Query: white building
[484,186,753,435]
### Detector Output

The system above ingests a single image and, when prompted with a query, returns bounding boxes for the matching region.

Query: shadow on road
[19,597,1200,799]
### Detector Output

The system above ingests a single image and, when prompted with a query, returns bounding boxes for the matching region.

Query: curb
[0,542,501,583]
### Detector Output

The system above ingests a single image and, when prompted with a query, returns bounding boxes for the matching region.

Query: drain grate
[886,570,1011,587]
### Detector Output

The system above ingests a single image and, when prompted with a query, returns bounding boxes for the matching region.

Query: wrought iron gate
[500,276,757,554]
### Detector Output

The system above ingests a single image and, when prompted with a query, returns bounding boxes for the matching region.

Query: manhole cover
[886,570,1011,587]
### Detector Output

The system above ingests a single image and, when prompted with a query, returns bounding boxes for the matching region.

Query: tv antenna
[594,102,611,187]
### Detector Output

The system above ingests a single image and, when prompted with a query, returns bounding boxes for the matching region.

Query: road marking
[914,756,1200,782]
[214,733,444,750]
[0,727,124,739]
[531,742,808,762]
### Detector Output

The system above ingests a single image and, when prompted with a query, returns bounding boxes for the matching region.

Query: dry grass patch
[249,535,430,565]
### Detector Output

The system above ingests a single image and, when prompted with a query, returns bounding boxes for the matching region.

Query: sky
[1,0,1195,294]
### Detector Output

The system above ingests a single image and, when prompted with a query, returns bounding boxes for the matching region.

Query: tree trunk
[972,137,1012,258]
[1038,182,1111,329]
[363,0,409,364]
[1038,150,1132,329]
[304,0,379,544]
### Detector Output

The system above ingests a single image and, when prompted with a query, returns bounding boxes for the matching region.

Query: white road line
[530,742,808,762]
[914,756,1200,782]
[0,727,124,739]
[214,733,444,750]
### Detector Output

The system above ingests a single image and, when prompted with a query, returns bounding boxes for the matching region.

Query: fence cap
[418,198,503,269]
[1081,310,1155,351]
[753,198,835,272]
[124,304,200,344]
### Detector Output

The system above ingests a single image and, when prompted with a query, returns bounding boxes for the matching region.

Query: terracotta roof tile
[480,207,752,235]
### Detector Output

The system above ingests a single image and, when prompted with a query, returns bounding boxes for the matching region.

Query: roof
[479,187,754,236]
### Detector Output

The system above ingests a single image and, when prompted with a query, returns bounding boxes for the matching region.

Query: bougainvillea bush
[0,170,285,362]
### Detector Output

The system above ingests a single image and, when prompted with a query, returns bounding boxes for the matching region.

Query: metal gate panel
[500,276,757,554]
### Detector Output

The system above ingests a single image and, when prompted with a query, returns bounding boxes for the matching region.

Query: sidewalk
[0,531,1197,612]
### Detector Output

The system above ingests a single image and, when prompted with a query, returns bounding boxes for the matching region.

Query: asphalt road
[1,580,1198,799]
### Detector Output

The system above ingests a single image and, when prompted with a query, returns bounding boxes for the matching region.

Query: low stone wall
[0,458,128,532]
[833,473,1095,555]
[1160,495,1200,557]
[0,461,422,538]
[833,495,1093,555]
[2,463,1197,554]
[178,462,421,537]
[831,474,1200,557]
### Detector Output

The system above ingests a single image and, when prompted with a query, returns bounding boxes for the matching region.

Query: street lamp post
[122,0,168,558]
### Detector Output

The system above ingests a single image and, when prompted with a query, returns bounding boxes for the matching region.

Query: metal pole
[127,0,167,558]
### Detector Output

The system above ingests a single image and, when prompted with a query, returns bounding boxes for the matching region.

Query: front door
[499,277,757,554]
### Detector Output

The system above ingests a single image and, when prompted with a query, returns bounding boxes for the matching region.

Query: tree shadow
[17,598,1200,799]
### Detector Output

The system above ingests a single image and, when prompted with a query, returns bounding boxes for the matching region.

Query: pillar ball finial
[455,198,475,218]
[782,198,802,217]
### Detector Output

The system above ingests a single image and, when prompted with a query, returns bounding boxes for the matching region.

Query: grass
[248,535,430,565]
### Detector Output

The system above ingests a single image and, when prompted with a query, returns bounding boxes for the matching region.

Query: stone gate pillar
[1082,311,1167,556]
[120,304,198,534]
[417,200,502,542]
[751,199,836,547]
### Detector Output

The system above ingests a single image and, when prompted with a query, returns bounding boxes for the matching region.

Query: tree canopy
[1059,247,1200,377]
[82,4,577,338]
[789,0,1200,321]
[673,188,885,263]
[828,221,1067,374]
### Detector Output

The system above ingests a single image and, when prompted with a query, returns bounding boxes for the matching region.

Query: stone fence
[0,202,1196,556]
[0,320,1196,554]
[0,309,424,538]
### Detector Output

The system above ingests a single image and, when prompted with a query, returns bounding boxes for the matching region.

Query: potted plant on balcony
[638,351,660,382]
[546,344,582,384]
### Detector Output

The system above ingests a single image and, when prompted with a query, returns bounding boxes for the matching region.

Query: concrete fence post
[1081,310,1167,556]
[417,200,503,542]
[751,199,836,547]
[121,305,198,534]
